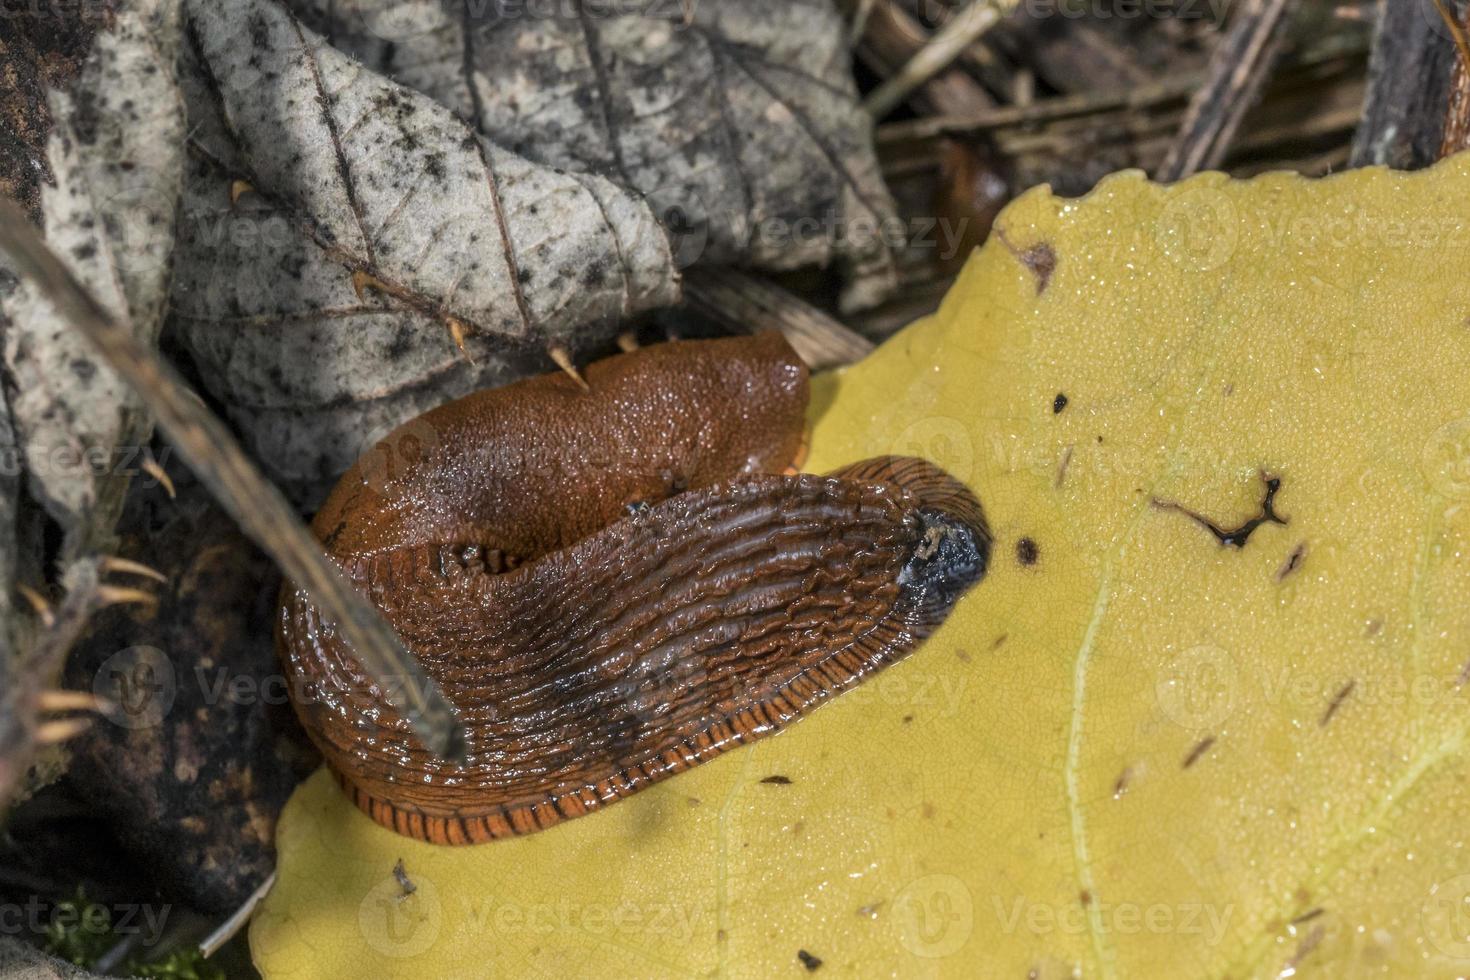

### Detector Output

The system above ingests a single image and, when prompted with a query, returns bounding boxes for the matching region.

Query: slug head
[900,508,991,610]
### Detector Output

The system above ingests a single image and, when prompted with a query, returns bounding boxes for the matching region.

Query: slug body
[278,334,991,843]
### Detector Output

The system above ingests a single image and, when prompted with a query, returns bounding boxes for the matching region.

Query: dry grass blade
[848,0,879,46]
[0,198,466,762]
[198,871,276,958]
[856,0,995,116]
[863,0,1016,119]
[876,74,1203,143]
[683,269,875,372]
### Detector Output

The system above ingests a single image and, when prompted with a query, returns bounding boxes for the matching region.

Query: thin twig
[848,0,878,46]
[863,0,1016,119]
[683,268,874,371]
[198,871,276,958]
[0,198,465,761]
[855,1,995,116]
[1157,0,1296,180]
[877,74,1204,143]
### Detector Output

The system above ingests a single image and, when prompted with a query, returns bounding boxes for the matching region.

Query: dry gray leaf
[0,0,185,560]
[172,0,679,499]
[294,0,901,313]
[0,935,102,980]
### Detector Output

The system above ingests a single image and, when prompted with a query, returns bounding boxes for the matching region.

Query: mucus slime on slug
[276,333,991,844]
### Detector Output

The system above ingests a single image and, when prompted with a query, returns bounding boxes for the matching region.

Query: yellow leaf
[252,155,1470,978]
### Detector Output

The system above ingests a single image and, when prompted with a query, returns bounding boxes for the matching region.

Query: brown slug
[277,333,991,844]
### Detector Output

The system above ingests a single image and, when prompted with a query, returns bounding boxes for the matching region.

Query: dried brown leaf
[291,0,900,312]
[172,0,680,497]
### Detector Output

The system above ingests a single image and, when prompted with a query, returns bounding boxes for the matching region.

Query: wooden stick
[848,0,879,46]
[0,198,465,761]
[863,0,1015,119]
[1156,0,1296,180]
[856,1,995,116]
[1351,0,1458,168]
[198,871,276,959]
[683,268,874,371]
[877,74,1202,143]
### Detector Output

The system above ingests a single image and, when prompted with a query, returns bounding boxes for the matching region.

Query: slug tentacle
[279,335,990,844]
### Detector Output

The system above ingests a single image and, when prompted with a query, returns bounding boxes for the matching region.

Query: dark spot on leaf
[1056,445,1073,488]
[1285,923,1326,973]
[1319,681,1355,727]
[1276,542,1306,582]
[248,12,270,49]
[581,259,608,288]
[1079,890,1092,906]
[392,858,415,897]
[1152,472,1287,548]
[797,950,822,971]
[760,775,792,785]
[1053,392,1068,413]
[1016,537,1038,566]
[384,325,414,361]
[1183,736,1215,769]
[69,359,97,383]
[997,228,1057,293]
